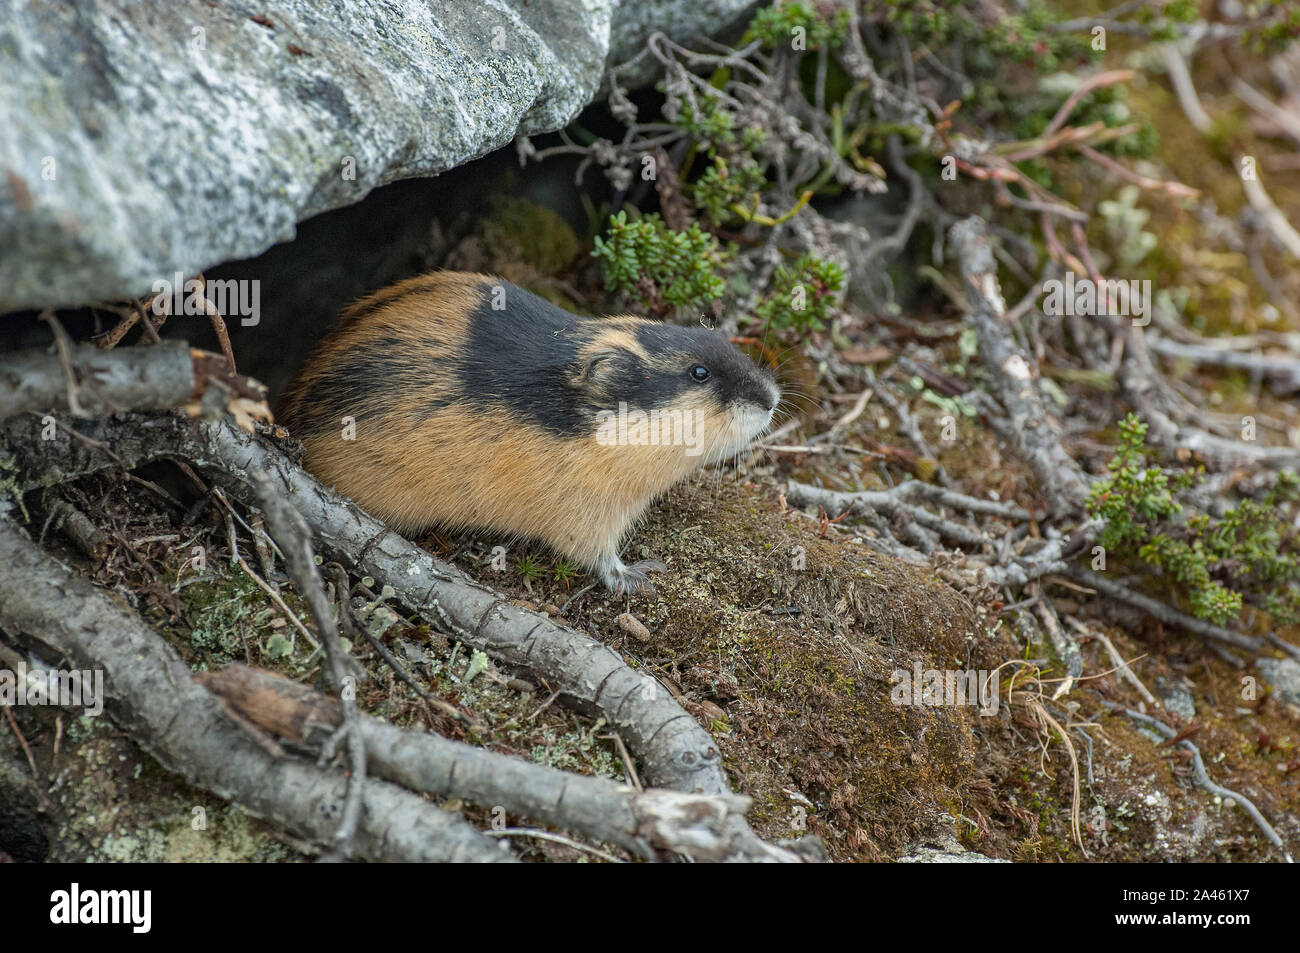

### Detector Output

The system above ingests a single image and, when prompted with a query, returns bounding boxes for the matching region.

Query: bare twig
[251,472,367,861]
[1076,622,1158,708]
[1158,45,1212,133]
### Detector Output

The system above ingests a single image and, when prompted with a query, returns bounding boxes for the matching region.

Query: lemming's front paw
[601,558,667,595]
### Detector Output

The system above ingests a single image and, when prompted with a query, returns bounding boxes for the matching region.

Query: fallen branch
[948,216,1090,514]
[1232,76,1300,150]
[1146,334,1300,395]
[198,663,811,862]
[45,497,108,559]
[0,341,265,422]
[1239,159,1300,260]
[984,520,1101,587]
[1130,396,1300,468]
[1114,325,1300,469]
[0,517,513,863]
[786,478,1025,549]
[1158,45,1212,133]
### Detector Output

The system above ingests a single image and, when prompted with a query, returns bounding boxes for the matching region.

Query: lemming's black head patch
[631,322,778,413]
[457,281,775,436]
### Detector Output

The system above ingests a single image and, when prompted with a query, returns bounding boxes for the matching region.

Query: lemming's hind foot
[598,557,667,595]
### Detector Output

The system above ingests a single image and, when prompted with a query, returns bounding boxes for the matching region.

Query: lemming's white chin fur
[702,395,778,465]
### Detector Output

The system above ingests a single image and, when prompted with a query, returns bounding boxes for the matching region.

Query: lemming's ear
[567,348,620,388]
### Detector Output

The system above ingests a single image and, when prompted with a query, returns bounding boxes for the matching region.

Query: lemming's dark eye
[690,365,710,383]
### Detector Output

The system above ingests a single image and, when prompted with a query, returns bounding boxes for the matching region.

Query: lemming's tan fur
[279,271,777,592]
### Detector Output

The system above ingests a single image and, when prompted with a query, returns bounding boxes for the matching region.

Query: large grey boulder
[0,0,756,313]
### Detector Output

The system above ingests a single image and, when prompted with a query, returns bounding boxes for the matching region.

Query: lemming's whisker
[774,387,817,400]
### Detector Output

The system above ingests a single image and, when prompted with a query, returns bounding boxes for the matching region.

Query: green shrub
[748,252,845,334]
[1087,414,1300,625]
[745,1,852,50]
[591,211,730,315]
